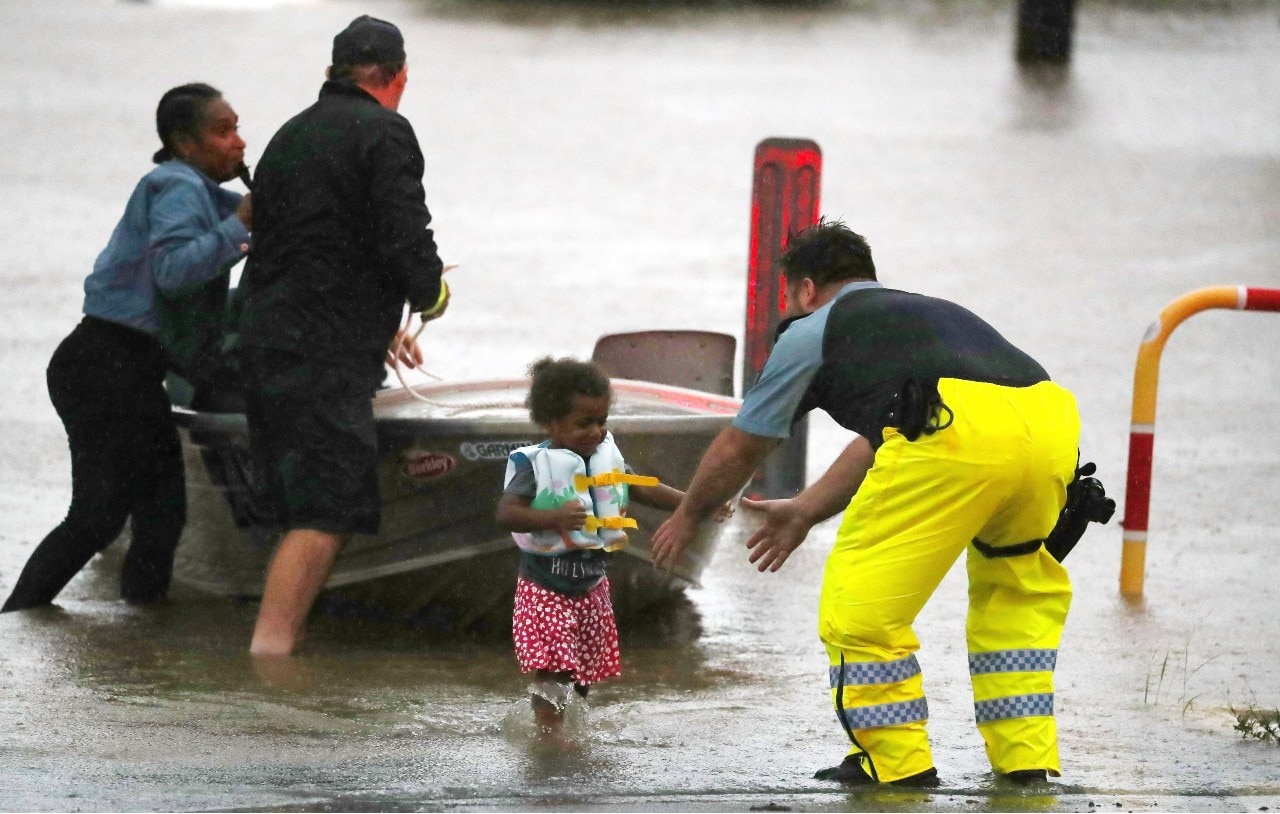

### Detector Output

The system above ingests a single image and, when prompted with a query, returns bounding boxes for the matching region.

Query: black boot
[1002,769,1048,784]
[814,754,940,787]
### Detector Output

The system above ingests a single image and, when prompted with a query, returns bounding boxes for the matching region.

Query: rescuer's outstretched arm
[742,434,875,573]
[650,426,777,569]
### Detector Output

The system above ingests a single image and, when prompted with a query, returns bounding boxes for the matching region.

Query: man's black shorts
[240,347,382,536]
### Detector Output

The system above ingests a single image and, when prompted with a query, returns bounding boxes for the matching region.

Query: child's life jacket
[503,432,659,555]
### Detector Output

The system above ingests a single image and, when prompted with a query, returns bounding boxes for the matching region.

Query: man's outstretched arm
[650,426,777,569]
[743,434,874,573]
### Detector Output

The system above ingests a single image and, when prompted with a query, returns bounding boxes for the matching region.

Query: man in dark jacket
[237,15,449,656]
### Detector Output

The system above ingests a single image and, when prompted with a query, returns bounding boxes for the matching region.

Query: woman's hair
[525,356,611,425]
[153,83,222,164]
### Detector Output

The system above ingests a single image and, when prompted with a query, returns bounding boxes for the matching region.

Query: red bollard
[743,138,821,499]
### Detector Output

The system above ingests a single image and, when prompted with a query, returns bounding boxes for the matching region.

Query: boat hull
[171,379,739,633]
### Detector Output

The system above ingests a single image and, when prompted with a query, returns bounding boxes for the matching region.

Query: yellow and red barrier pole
[1121,285,1280,598]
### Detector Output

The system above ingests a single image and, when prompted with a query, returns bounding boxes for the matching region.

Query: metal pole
[1121,286,1280,598]
[743,138,821,499]
[1015,0,1076,65]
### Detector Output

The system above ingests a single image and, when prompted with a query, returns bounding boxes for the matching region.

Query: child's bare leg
[530,670,575,731]
[531,694,562,730]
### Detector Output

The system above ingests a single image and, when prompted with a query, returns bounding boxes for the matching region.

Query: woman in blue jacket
[2,83,251,611]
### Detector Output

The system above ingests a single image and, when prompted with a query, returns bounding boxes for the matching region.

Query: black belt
[972,537,1044,559]
[971,461,1117,563]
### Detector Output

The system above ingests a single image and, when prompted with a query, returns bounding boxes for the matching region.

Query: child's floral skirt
[513,576,621,685]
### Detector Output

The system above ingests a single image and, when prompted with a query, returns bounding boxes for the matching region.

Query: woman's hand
[236,193,252,229]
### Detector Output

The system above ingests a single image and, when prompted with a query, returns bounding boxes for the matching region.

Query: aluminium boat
[169,332,742,636]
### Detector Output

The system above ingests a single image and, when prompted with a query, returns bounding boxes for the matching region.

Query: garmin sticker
[460,440,535,461]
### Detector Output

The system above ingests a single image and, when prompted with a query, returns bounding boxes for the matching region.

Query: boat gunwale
[174,377,742,436]
[170,376,734,598]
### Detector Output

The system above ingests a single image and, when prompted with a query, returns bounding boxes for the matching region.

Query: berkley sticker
[460,440,535,461]
[402,450,456,480]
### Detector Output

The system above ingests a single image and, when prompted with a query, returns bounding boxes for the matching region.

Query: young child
[496,356,688,733]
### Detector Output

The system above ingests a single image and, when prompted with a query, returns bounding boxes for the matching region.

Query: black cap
[332,15,405,66]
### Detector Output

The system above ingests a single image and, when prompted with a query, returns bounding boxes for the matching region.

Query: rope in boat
[386,283,527,414]
[390,357,525,414]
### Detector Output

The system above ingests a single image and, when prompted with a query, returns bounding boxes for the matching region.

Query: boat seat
[591,330,736,397]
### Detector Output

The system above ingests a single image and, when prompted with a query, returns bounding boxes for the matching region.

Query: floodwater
[2,0,1279,810]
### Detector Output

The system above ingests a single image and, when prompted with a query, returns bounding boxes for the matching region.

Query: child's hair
[526,356,611,425]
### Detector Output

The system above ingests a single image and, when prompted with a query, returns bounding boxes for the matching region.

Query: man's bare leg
[250,528,345,656]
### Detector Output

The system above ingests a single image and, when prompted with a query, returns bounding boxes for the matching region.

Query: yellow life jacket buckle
[583,515,638,533]
[574,470,660,491]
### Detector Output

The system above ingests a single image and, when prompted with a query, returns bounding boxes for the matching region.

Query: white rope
[387,307,525,415]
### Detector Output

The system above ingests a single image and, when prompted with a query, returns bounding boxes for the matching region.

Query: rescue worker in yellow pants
[821,377,1078,784]
[652,218,1089,787]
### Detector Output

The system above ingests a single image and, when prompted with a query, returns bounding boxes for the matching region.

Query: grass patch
[1229,705,1280,744]
[1142,642,1216,708]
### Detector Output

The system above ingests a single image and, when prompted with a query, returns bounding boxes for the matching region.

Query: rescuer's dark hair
[778,218,877,286]
[526,357,612,425]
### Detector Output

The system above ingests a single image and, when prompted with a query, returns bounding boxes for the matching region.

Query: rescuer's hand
[741,496,813,573]
[385,328,424,368]
[651,507,699,570]
[548,500,588,532]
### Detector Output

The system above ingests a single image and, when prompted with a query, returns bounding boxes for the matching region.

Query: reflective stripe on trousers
[830,655,930,730]
[820,379,1078,782]
[966,548,1070,775]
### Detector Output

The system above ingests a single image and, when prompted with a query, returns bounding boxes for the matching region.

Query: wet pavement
[1,0,1279,810]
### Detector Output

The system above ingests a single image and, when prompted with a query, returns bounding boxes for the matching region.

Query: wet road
[1,0,1279,810]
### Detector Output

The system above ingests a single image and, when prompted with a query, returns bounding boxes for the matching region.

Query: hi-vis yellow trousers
[819,378,1080,782]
